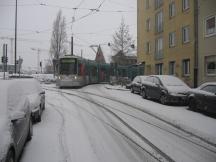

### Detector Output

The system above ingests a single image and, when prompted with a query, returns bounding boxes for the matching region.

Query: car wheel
[27,119,33,141]
[160,94,167,105]
[142,90,147,99]
[43,103,45,110]
[189,98,197,111]
[5,150,15,162]
[37,114,41,122]
[131,87,134,93]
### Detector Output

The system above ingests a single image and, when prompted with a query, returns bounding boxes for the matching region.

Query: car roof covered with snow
[198,82,216,89]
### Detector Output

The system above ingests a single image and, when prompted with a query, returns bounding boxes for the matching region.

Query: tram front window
[60,59,77,75]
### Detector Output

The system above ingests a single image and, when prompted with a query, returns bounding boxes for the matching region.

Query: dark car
[141,75,190,105]
[131,76,147,94]
[188,82,216,114]
[0,80,33,162]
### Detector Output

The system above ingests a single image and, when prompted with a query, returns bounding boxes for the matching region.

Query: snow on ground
[21,90,155,162]
[20,83,216,162]
[81,84,216,145]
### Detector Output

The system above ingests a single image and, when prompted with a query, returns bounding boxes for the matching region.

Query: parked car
[141,75,190,105]
[20,79,45,122]
[188,82,216,114]
[0,80,33,162]
[131,76,147,94]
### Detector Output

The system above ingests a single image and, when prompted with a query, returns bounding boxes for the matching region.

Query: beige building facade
[198,0,216,84]
[138,0,197,87]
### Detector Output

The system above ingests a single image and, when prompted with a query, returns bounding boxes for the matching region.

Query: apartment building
[198,0,216,84]
[137,0,196,87]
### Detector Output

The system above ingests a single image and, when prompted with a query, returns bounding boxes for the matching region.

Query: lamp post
[14,0,18,73]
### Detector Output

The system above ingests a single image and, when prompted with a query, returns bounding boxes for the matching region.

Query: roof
[95,45,106,63]
[125,49,137,57]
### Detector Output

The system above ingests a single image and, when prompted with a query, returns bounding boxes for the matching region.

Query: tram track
[44,86,216,152]
[59,92,174,162]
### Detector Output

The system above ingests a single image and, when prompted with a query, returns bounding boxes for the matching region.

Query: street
[20,84,216,162]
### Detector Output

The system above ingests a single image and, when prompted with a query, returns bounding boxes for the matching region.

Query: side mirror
[156,83,160,87]
[10,111,26,123]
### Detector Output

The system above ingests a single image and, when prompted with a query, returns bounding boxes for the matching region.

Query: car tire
[27,119,33,141]
[131,87,134,93]
[5,150,15,162]
[160,94,167,105]
[37,114,41,122]
[142,90,147,99]
[189,98,196,111]
[43,103,45,110]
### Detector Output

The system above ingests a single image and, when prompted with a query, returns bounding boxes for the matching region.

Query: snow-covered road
[20,84,216,162]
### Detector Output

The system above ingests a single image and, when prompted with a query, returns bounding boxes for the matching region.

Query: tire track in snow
[45,87,216,154]
[60,92,174,162]
[47,100,72,162]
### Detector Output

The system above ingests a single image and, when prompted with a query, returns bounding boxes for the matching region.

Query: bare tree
[111,18,134,55]
[50,10,67,60]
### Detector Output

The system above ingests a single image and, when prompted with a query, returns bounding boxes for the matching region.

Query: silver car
[0,80,33,162]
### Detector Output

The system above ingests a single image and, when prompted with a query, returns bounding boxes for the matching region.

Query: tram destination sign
[61,59,76,63]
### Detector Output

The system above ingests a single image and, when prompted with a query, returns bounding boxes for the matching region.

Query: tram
[55,55,144,88]
[56,55,111,88]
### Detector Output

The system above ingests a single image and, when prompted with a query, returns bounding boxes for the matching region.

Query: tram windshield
[59,58,77,75]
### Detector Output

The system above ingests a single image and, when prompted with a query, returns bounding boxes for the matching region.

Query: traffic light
[1,56,8,63]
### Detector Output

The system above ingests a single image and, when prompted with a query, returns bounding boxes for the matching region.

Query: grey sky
[0,0,136,70]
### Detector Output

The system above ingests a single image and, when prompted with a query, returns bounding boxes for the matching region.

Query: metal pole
[6,44,7,73]
[14,0,17,74]
[71,36,73,55]
[37,49,40,73]
[3,44,5,79]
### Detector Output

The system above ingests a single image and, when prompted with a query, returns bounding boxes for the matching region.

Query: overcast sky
[0,0,136,70]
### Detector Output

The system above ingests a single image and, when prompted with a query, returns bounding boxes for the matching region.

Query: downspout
[194,0,199,88]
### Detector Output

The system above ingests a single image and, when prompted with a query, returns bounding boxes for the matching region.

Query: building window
[169,61,175,75]
[182,59,190,76]
[205,15,216,36]
[205,55,216,75]
[155,37,163,59]
[182,26,190,43]
[155,63,163,75]
[169,32,176,47]
[155,0,163,9]
[182,0,189,11]
[146,0,150,9]
[145,42,151,54]
[146,18,151,31]
[169,2,175,18]
[155,11,163,33]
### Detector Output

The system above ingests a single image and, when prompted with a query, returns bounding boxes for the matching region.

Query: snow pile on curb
[104,85,129,91]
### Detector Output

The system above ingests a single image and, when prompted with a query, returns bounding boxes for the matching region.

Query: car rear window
[201,85,216,94]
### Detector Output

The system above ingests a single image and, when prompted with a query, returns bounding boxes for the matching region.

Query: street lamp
[14,0,18,73]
